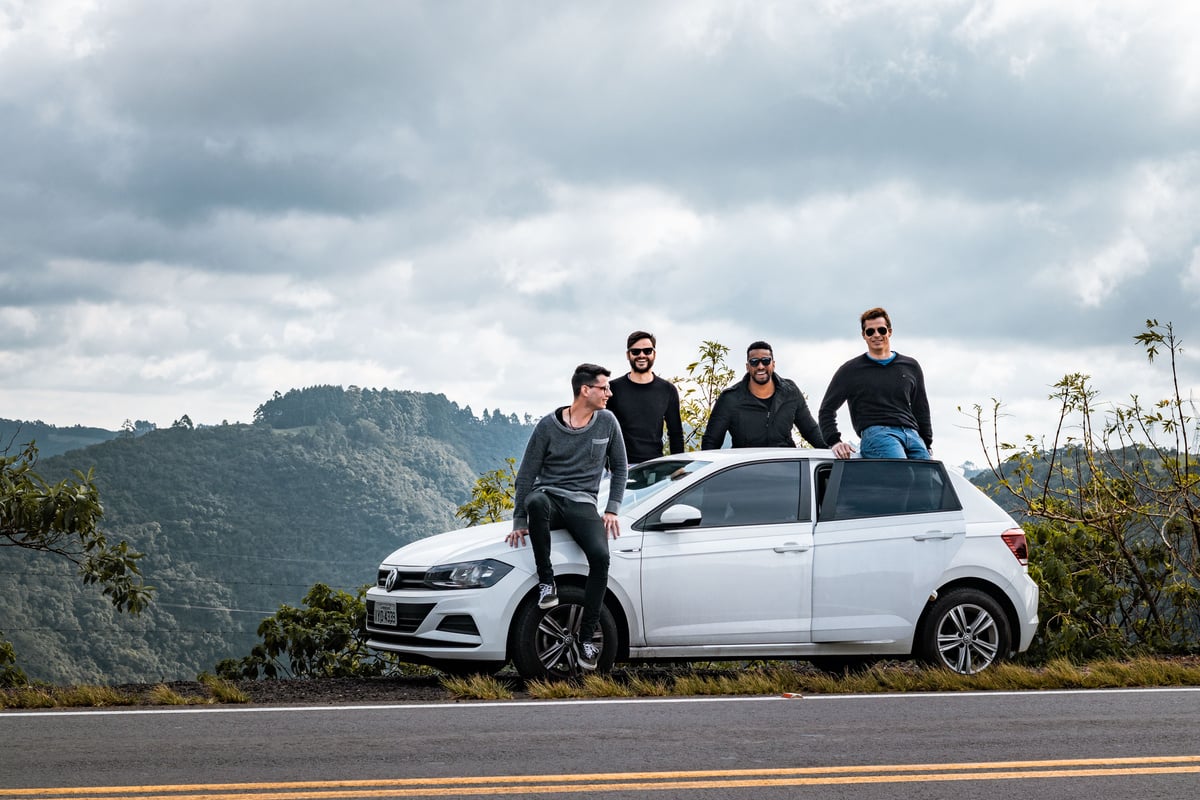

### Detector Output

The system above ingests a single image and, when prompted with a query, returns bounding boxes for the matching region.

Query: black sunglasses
[748,357,773,367]
[863,327,890,337]
[628,347,655,356]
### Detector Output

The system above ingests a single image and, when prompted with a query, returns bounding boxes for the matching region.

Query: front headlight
[424,558,513,589]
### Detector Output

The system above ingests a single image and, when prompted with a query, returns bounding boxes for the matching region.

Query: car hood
[379,520,515,568]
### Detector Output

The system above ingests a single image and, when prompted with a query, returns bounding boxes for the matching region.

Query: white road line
[2,686,1199,719]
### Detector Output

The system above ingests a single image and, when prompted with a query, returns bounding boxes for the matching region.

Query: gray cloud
[3,1,1200,463]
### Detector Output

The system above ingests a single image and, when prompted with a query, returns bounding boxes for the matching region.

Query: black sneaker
[578,641,600,671]
[537,582,558,609]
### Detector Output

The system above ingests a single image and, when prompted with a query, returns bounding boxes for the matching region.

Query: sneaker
[537,582,558,609]
[578,641,600,671]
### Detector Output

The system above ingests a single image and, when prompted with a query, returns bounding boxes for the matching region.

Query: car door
[810,459,965,642]
[637,459,812,645]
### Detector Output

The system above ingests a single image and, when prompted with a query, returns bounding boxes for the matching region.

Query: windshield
[598,459,710,514]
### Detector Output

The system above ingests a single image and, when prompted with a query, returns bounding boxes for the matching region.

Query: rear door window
[818,460,960,521]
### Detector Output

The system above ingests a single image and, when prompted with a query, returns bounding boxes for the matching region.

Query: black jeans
[524,490,610,642]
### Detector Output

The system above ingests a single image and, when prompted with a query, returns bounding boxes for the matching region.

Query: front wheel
[510,584,617,680]
[917,588,1011,675]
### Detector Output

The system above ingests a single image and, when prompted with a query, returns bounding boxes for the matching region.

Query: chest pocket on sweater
[591,437,610,464]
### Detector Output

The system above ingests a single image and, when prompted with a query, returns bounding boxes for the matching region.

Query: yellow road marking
[5,756,1200,799]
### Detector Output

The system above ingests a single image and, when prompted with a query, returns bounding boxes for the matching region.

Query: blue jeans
[524,491,610,642]
[859,425,930,459]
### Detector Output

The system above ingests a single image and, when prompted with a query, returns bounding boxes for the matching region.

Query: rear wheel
[918,588,1010,674]
[510,584,617,680]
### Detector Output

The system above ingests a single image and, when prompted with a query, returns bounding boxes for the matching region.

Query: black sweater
[817,353,932,448]
[607,374,684,463]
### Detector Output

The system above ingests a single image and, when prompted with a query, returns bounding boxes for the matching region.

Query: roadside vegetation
[7,656,1198,709]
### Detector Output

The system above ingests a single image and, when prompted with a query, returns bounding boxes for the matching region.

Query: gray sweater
[512,407,628,530]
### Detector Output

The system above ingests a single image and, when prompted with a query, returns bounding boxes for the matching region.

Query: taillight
[1001,528,1028,566]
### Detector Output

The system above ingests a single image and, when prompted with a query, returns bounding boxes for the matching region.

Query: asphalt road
[3,687,1199,799]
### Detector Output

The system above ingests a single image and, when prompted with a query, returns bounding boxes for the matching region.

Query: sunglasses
[748,357,773,367]
[628,347,655,356]
[863,327,891,337]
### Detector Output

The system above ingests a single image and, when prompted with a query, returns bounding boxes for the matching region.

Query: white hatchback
[366,450,1039,679]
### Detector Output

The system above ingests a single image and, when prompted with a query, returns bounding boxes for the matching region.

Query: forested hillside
[0,386,534,685]
[0,419,120,458]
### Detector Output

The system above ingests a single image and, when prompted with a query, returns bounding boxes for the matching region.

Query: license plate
[373,601,397,627]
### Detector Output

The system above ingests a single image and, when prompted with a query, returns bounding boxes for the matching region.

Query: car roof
[640,448,948,468]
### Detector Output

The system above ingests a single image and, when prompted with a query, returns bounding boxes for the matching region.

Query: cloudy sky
[3,0,1200,467]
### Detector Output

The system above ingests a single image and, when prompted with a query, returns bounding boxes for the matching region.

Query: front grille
[377,568,428,590]
[366,600,435,633]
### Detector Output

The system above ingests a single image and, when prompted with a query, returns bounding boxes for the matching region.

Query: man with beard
[701,341,826,450]
[607,331,685,465]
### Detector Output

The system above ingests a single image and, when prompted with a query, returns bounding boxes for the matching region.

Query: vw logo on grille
[384,568,399,592]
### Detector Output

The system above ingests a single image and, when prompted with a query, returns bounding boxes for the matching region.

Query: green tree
[0,635,25,688]
[1,441,152,614]
[455,458,517,526]
[671,340,736,450]
[971,320,1200,659]
[1,441,153,683]
[214,583,396,679]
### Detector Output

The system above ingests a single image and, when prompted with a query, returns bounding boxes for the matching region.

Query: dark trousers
[524,490,610,641]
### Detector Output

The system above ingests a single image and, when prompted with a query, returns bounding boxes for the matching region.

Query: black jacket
[701,374,827,450]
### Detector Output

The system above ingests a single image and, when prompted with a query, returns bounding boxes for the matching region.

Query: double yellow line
[6,756,1200,799]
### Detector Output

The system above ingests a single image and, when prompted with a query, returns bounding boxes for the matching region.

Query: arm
[701,390,733,450]
[665,382,685,454]
[817,369,847,447]
[912,361,933,450]
[510,420,548,532]
[793,393,827,449]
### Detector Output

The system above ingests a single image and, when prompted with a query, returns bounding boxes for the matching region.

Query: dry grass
[4,657,1198,708]
[440,674,514,700]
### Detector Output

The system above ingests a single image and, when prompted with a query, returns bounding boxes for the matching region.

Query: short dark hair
[571,363,611,396]
[860,307,891,331]
[626,330,656,350]
[747,340,773,358]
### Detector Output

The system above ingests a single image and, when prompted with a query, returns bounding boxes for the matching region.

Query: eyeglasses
[747,357,773,367]
[585,383,613,394]
[628,347,655,356]
[863,327,890,337]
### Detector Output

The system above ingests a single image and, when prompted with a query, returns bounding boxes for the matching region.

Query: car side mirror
[648,504,702,531]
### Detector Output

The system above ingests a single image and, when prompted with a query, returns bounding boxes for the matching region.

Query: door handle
[773,542,811,553]
[913,531,954,540]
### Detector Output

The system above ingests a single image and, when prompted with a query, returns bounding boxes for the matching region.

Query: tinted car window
[648,460,804,528]
[823,460,961,520]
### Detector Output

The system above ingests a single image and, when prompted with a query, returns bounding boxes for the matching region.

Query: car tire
[918,587,1011,675]
[510,584,618,680]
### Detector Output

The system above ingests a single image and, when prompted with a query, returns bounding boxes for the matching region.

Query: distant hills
[1,386,535,684]
[1,419,122,458]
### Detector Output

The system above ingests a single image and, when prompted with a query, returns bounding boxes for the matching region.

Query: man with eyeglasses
[606,331,685,465]
[818,307,933,459]
[701,341,826,450]
[506,363,628,671]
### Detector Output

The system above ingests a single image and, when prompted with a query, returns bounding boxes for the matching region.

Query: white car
[366,449,1039,679]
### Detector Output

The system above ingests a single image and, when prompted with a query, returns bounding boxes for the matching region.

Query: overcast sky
[3,0,1200,467]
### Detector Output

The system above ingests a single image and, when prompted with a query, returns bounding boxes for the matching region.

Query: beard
[629,358,654,375]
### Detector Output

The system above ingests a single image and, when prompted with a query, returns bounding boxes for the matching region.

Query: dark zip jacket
[701,374,827,450]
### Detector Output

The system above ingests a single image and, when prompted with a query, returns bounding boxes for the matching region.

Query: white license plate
[373,601,397,627]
